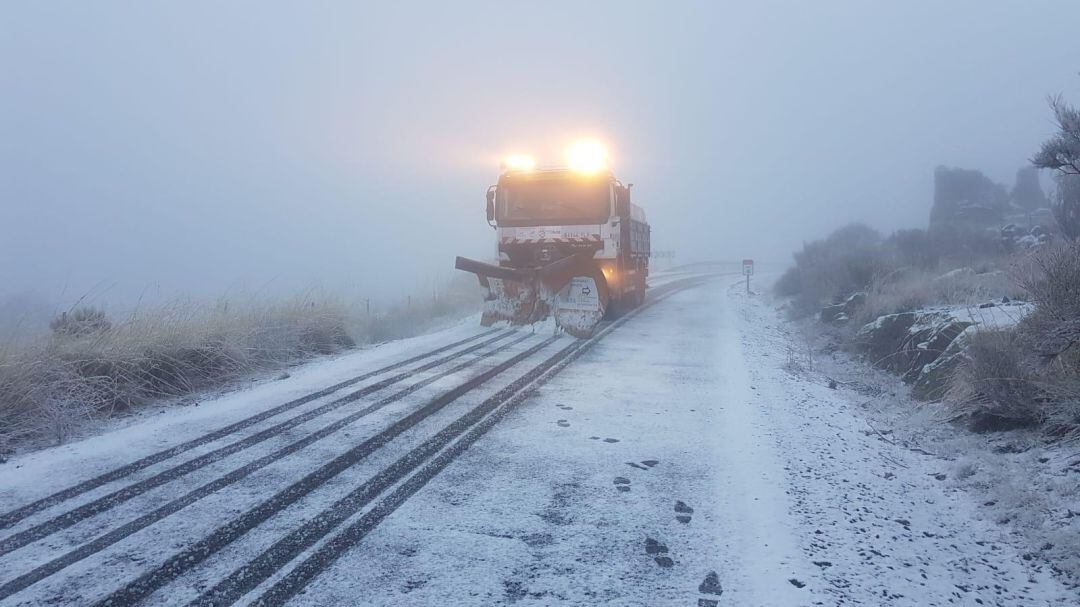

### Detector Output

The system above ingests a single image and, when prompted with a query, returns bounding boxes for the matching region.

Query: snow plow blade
[454,255,609,338]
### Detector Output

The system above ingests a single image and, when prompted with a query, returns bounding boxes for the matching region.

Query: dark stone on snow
[854,312,918,367]
[857,309,982,402]
[911,326,973,402]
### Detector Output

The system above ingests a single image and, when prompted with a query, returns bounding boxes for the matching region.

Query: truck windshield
[498,177,610,225]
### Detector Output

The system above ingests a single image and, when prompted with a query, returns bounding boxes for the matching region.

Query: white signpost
[742,258,754,293]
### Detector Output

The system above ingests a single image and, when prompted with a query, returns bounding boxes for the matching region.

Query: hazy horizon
[3,1,1079,312]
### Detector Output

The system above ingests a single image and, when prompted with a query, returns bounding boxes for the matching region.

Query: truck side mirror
[485,188,496,223]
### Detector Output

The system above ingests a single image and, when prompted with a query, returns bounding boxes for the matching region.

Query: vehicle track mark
[239,278,717,607]
[0,329,503,531]
[91,336,559,607]
[0,331,516,559]
[0,333,530,602]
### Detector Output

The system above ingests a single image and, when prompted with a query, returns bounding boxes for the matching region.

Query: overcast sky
[2,1,1078,308]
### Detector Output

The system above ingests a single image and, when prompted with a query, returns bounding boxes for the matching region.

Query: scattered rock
[788,578,806,588]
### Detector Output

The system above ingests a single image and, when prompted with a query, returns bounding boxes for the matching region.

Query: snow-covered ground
[291,280,1076,606]
[0,276,1075,605]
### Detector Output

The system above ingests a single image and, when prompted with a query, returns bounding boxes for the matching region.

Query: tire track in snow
[0,332,531,602]
[89,335,561,607]
[0,329,503,532]
[219,277,718,607]
[0,331,515,559]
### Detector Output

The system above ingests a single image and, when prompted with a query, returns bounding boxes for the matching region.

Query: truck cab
[486,167,650,308]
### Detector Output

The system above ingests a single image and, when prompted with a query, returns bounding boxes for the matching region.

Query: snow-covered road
[0,276,1074,606]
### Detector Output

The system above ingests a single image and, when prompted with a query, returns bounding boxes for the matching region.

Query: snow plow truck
[455,141,650,338]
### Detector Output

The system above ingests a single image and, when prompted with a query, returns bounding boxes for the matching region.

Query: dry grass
[0,278,483,454]
[945,329,1045,432]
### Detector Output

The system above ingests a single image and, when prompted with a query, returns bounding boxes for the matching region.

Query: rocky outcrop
[1001,223,1051,250]
[911,326,975,401]
[853,304,1031,401]
[854,312,917,367]
[820,292,866,325]
[930,166,1009,231]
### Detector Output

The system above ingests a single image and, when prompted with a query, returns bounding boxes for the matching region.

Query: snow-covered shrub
[883,228,938,269]
[1014,240,1080,360]
[1050,173,1080,241]
[1033,94,1080,241]
[1012,241,1080,432]
[774,223,888,317]
[947,329,1044,432]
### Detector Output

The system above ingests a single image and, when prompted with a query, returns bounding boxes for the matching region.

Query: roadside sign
[742,259,754,276]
